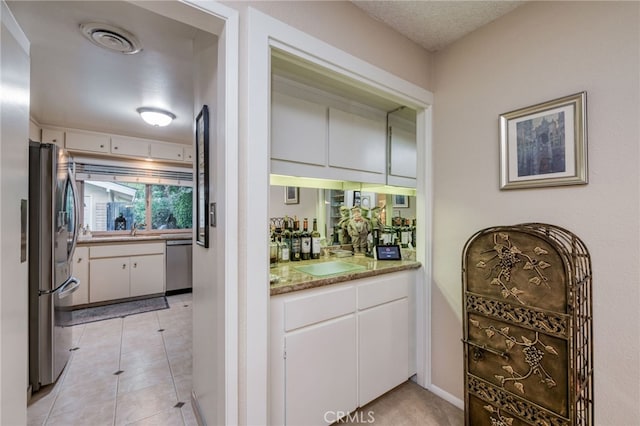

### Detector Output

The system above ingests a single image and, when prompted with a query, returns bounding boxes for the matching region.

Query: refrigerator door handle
[67,168,80,262]
[57,277,80,300]
[39,276,78,296]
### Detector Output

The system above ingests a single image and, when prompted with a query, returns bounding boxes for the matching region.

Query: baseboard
[166,288,193,296]
[427,384,464,411]
[191,390,205,426]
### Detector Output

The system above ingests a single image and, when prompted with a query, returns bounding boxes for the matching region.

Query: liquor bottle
[291,217,301,261]
[411,219,417,249]
[311,218,321,259]
[300,218,311,260]
[400,218,411,248]
[280,218,291,263]
[269,226,278,268]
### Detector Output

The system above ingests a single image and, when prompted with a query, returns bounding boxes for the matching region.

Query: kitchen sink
[293,261,366,277]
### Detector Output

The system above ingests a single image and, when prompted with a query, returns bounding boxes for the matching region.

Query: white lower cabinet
[60,246,89,306]
[88,242,165,303]
[285,315,357,426]
[270,270,415,425]
[129,254,165,297]
[358,298,409,406]
[90,257,130,302]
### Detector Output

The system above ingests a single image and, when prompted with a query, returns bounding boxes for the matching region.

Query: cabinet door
[285,315,357,426]
[111,136,150,158]
[358,298,409,406]
[129,254,165,297]
[271,92,327,167]
[328,108,386,175]
[41,128,65,147]
[389,126,417,179]
[70,247,89,305]
[183,146,194,163]
[149,142,184,161]
[65,131,110,154]
[89,257,130,303]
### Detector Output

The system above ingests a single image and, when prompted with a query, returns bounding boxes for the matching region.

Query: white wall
[432,1,639,423]
[0,2,30,423]
[224,0,433,91]
[191,29,227,425]
[269,186,317,222]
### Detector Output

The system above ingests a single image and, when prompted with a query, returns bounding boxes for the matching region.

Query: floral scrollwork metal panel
[462,223,593,426]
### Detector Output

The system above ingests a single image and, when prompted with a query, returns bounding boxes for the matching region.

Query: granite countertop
[77,232,192,244]
[270,255,421,296]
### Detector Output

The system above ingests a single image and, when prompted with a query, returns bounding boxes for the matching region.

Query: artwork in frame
[500,92,587,190]
[284,186,299,204]
[393,194,409,208]
[195,105,209,247]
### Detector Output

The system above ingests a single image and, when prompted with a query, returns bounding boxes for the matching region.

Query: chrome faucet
[131,222,146,236]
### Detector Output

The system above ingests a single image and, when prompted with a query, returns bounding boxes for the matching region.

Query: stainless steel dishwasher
[165,239,192,294]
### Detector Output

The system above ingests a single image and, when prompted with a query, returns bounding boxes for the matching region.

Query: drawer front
[357,272,410,310]
[89,242,165,258]
[284,285,355,331]
[466,312,569,418]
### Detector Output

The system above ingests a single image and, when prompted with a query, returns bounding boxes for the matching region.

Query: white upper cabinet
[328,107,386,178]
[65,130,110,154]
[111,136,150,158]
[41,128,64,147]
[183,146,194,163]
[38,125,191,165]
[150,141,184,162]
[388,112,417,187]
[270,75,414,186]
[271,91,327,166]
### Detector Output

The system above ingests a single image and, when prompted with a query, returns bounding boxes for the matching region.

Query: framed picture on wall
[284,186,299,204]
[195,105,209,247]
[500,92,588,189]
[393,194,409,208]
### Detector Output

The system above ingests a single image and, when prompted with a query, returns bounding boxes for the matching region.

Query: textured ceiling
[352,1,526,52]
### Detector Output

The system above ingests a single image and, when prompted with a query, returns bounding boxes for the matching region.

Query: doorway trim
[245,8,434,424]
[134,1,240,424]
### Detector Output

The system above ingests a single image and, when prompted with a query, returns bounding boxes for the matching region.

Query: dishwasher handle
[166,239,193,246]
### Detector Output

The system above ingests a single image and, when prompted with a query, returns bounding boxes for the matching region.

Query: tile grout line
[113,318,125,426]
[159,301,188,425]
[42,324,88,425]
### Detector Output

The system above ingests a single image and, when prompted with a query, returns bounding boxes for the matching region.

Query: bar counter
[270,254,421,296]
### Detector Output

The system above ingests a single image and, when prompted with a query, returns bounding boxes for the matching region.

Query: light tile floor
[29,292,463,426]
[27,293,196,426]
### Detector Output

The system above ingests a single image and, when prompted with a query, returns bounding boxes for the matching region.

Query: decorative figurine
[348,206,370,254]
[338,205,351,245]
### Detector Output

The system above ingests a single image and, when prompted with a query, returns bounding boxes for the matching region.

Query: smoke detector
[80,22,142,55]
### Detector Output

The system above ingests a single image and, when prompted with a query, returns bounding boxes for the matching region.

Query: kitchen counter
[77,232,192,244]
[270,255,421,296]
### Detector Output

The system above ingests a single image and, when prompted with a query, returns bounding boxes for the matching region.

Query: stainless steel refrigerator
[28,141,80,392]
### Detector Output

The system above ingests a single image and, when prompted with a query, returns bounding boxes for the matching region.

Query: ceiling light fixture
[136,107,176,127]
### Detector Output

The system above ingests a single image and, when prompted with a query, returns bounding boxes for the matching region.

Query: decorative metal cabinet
[462,223,593,426]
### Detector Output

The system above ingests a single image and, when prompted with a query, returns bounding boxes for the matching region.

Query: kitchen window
[81,180,192,232]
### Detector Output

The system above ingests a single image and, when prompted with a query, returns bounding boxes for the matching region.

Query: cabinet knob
[133,262,137,268]
[100,144,105,148]
[114,146,118,150]
[77,257,82,263]
[122,264,126,269]
[178,153,182,157]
